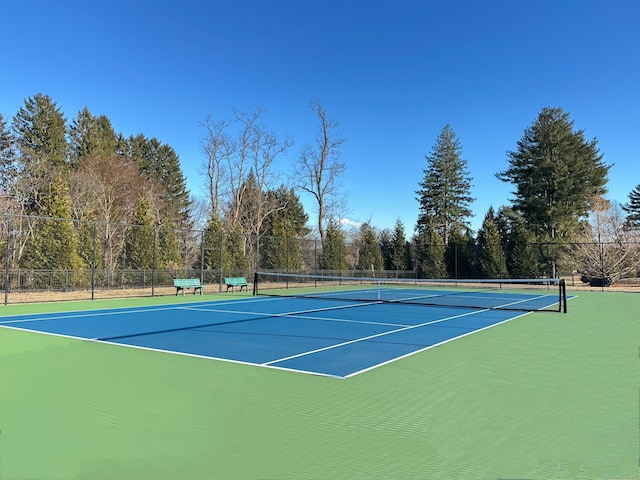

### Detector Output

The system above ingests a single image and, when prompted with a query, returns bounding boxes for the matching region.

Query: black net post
[252,272,259,295]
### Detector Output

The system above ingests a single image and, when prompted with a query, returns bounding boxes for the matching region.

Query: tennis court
[1,286,637,480]
[0,277,567,378]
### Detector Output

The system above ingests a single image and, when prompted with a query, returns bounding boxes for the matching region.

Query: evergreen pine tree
[495,207,540,278]
[224,226,249,272]
[414,217,446,278]
[197,212,229,271]
[68,107,117,167]
[12,94,68,214]
[445,227,476,278]
[389,218,411,271]
[118,135,191,227]
[157,227,180,269]
[507,222,540,278]
[0,112,18,196]
[378,228,393,270]
[416,125,474,244]
[122,194,155,269]
[318,219,347,272]
[13,94,67,169]
[622,184,640,228]
[475,207,507,278]
[356,223,383,273]
[261,187,309,271]
[497,107,610,241]
[76,213,104,270]
[21,176,83,270]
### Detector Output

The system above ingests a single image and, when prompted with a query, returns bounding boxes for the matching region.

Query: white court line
[0,293,559,380]
[183,300,416,328]
[345,311,532,378]
[93,341,347,379]
[263,293,557,368]
[0,322,346,379]
[280,314,410,328]
[181,304,411,328]
[0,305,186,325]
[0,323,107,341]
[386,292,556,308]
[0,295,289,326]
[268,288,558,310]
[263,307,490,366]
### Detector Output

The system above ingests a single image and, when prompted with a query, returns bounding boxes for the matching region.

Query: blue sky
[2,0,638,234]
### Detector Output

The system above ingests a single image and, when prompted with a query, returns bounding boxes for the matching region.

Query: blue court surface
[0,292,560,378]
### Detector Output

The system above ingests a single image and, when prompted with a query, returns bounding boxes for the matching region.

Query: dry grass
[2,284,230,304]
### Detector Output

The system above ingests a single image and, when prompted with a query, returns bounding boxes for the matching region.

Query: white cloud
[340,218,362,228]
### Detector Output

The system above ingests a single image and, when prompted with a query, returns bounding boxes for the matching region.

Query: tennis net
[253,272,568,313]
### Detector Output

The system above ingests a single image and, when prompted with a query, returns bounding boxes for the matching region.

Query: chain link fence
[0,214,638,304]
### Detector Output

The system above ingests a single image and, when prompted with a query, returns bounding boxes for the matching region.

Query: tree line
[0,94,191,273]
[316,107,636,282]
[0,94,638,283]
[411,108,638,281]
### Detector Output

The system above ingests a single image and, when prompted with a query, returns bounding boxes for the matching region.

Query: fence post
[91,221,96,300]
[219,232,224,293]
[4,213,11,305]
[599,238,605,291]
[454,244,458,279]
[152,227,157,297]
[200,229,205,285]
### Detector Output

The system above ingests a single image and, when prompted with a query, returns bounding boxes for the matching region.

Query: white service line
[263,307,489,366]
[181,298,419,327]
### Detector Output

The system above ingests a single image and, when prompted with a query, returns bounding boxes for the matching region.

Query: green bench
[224,277,248,292]
[173,278,203,296]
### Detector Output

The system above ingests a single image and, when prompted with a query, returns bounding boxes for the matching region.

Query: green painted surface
[1,291,638,479]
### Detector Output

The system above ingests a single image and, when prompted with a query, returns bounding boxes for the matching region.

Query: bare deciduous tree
[200,115,231,217]
[571,196,640,283]
[200,108,292,268]
[293,102,345,242]
[70,154,145,270]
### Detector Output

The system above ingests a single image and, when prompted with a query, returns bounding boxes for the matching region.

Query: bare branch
[293,102,345,241]
[199,114,231,216]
